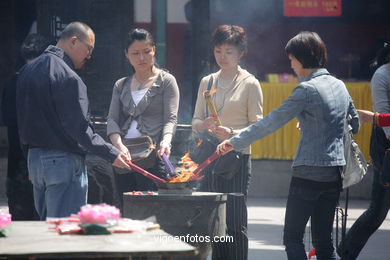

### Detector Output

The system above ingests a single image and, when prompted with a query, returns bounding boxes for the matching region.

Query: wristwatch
[228,127,235,137]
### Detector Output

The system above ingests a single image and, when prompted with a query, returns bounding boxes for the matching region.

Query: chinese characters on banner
[284,0,342,17]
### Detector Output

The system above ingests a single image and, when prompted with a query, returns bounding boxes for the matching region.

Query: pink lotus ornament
[78,204,120,225]
[0,211,11,237]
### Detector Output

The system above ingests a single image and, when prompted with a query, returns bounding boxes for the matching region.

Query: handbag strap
[205,76,214,117]
[207,76,214,91]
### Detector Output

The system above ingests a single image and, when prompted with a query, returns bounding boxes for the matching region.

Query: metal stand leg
[342,188,349,245]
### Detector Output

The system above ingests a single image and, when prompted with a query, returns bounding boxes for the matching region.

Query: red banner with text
[284,0,342,17]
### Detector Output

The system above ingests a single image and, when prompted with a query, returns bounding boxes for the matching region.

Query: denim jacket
[230,68,359,167]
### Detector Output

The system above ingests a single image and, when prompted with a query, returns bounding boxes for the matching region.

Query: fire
[168,152,199,183]
[196,138,202,147]
[202,88,217,96]
[209,88,217,95]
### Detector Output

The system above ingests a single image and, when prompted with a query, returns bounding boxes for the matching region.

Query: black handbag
[370,124,390,186]
[213,150,242,179]
[190,76,242,179]
[190,132,242,179]
[123,136,157,169]
[190,132,219,164]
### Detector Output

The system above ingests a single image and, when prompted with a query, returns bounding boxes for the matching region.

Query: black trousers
[284,176,341,260]
[198,154,251,260]
[338,169,390,260]
[338,125,390,259]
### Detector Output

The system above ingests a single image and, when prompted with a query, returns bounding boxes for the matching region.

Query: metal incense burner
[123,124,227,259]
[155,181,198,195]
[123,191,227,260]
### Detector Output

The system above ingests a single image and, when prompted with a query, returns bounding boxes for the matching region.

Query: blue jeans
[337,168,390,259]
[283,173,341,260]
[28,148,88,220]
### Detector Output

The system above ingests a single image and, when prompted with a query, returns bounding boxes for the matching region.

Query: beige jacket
[192,67,263,154]
[107,70,179,147]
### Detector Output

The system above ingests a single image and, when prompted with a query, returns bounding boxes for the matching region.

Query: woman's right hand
[109,133,131,161]
[117,143,131,161]
[112,151,132,170]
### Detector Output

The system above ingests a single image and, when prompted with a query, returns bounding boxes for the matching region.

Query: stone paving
[246,197,390,260]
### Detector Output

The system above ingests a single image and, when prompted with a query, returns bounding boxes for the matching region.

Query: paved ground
[1,197,389,260]
[246,197,390,260]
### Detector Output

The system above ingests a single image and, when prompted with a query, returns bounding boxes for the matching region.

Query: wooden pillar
[190,0,211,109]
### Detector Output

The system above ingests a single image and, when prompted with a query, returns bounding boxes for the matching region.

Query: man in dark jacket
[16,22,130,220]
[2,34,53,220]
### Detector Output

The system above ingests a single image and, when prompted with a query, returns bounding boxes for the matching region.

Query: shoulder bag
[117,78,157,170]
[123,136,157,170]
[342,126,368,189]
[370,123,390,186]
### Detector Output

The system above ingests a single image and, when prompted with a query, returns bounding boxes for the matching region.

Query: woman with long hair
[107,28,179,206]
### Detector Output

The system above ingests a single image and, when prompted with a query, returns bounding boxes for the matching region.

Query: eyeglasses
[77,36,94,56]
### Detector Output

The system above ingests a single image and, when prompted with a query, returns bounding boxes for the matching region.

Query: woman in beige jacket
[192,25,263,260]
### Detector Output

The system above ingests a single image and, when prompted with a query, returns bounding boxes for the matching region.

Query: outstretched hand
[357,109,375,123]
[216,139,233,155]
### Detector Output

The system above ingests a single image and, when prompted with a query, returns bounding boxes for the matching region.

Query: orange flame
[196,139,203,147]
[202,88,217,96]
[168,152,199,183]
[209,88,217,94]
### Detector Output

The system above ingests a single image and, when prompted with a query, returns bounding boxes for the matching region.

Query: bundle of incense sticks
[161,153,177,177]
[203,91,222,126]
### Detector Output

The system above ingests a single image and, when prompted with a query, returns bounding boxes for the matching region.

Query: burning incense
[204,90,222,126]
[168,152,199,183]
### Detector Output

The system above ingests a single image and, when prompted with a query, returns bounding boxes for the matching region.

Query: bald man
[16,22,130,220]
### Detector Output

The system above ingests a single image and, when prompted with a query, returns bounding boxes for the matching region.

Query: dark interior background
[1,0,389,125]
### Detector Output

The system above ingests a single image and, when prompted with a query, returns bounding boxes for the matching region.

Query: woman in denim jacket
[218,31,359,260]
